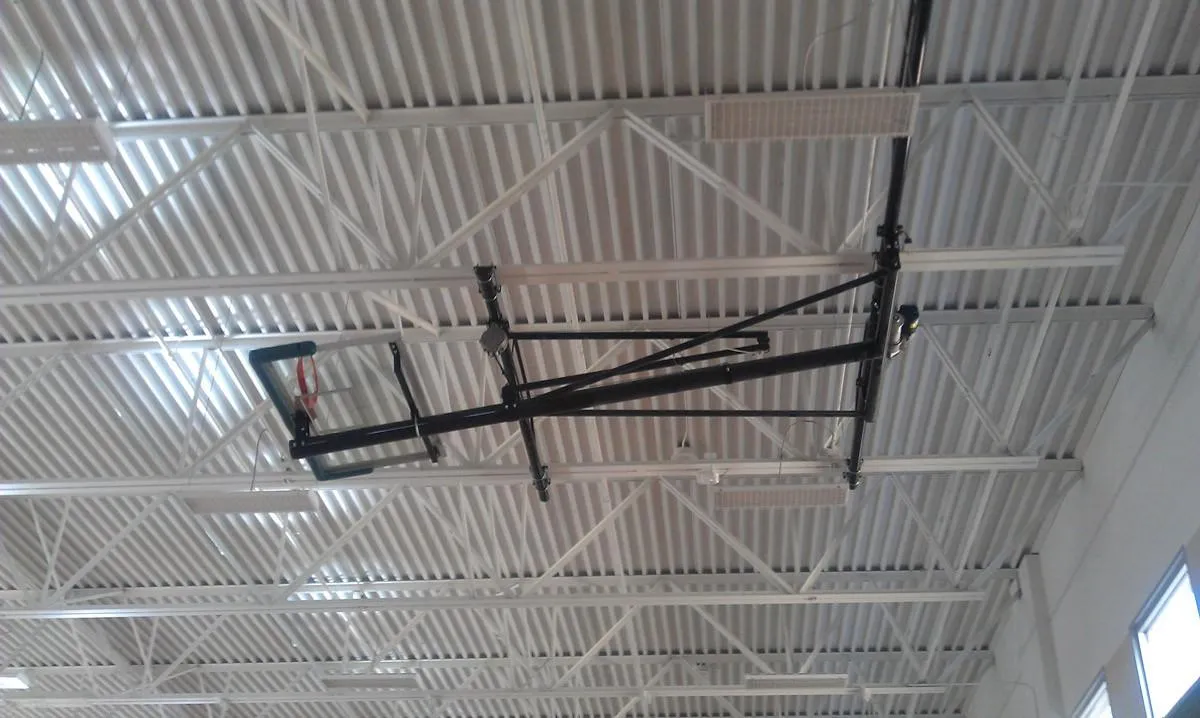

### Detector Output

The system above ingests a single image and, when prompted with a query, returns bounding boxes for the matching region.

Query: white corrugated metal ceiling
[1,1,1198,716]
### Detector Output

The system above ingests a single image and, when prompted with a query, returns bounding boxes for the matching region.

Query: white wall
[968,194,1200,718]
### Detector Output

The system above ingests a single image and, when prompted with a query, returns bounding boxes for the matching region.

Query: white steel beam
[249,129,396,264]
[659,480,793,594]
[1,245,1126,309]
[0,456,1081,498]
[3,588,987,621]
[0,568,1015,605]
[623,112,820,254]
[412,110,614,267]
[968,95,1070,234]
[1024,319,1154,452]
[107,76,1200,140]
[247,0,370,122]
[1071,0,1165,229]
[0,304,1153,359]
[923,329,1008,450]
[42,126,244,280]
[4,686,957,709]
[20,648,992,680]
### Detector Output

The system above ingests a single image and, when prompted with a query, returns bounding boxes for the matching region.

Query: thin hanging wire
[16,51,46,120]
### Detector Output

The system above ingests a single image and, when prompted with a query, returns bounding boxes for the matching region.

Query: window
[1136,563,1200,717]
[1076,680,1112,718]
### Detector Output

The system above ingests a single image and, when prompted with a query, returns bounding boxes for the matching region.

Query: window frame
[1132,553,1200,718]
[1074,673,1113,718]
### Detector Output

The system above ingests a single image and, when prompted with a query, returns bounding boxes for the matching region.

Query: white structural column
[1,245,1125,308]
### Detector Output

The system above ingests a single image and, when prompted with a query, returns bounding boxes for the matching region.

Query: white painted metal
[0,457,1081,497]
[624,112,821,254]
[41,125,244,280]
[2,684,955,708]
[0,246,1126,307]
[102,76,1200,140]
[247,0,370,122]
[0,304,1154,358]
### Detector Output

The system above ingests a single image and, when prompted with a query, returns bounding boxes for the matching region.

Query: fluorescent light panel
[705,90,919,142]
[743,673,849,690]
[183,491,319,516]
[321,673,420,690]
[714,484,848,509]
[0,671,30,690]
[0,119,117,165]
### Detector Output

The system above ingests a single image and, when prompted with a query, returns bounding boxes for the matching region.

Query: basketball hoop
[295,356,319,416]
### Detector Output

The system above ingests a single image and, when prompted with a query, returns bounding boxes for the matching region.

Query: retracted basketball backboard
[248,338,441,481]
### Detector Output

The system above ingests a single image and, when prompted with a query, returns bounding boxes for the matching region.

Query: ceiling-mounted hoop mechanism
[843,0,934,490]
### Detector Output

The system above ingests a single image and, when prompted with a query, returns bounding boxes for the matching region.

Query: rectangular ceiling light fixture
[183,491,320,516]
[0,671,30,690]
[705,90,919,142]
[714,484,848,509]
[743,673,850,691]
[0,119,117,166]
[321,673,421,690]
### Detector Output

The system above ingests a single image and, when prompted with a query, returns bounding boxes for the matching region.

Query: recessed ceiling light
[743,673,849,691]
[0,671,30,690]
[706,90,919,142]
[0,120,117,165]
[183,491,319,516]
[714,484,848,509]
[321,673,421,690]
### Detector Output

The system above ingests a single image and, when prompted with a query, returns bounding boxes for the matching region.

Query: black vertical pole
[475,266,551,502]
[845,0,934,489]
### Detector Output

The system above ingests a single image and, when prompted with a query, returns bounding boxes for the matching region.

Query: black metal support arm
[474,266,552,502]
[843,0,933,490]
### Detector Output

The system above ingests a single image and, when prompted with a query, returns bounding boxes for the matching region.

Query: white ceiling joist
[0,568,1019,604]
[1,246,1123,308]
[4,685,956,708]
[106,75,1200,140]
[21,647,993,679]
[6,589,986,620]
[0,456,1079,498]
[0,304,1152,359]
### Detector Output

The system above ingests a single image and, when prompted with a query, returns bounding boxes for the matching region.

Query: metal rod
[474,266,551,501]
[518,344,768,392]
[388,342,439,463]
[555,409,856,418]
[510,330,769,342]
[535,270,886,400]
